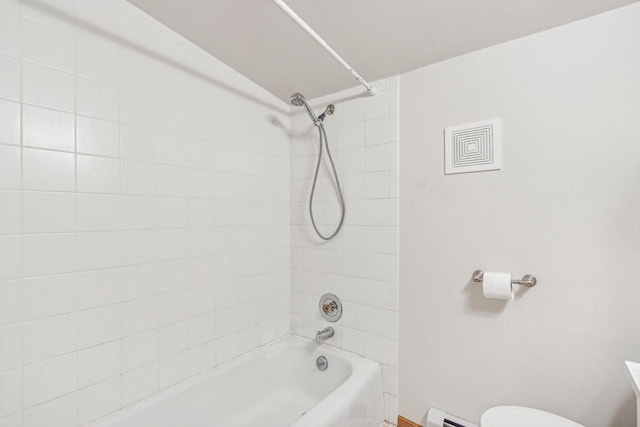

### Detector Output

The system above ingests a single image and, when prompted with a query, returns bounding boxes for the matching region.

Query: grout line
[17,1,25,422]
[114,13,125,414]
[72,3,81,419]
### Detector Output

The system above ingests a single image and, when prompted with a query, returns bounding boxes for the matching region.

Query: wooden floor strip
[398,415,423,427]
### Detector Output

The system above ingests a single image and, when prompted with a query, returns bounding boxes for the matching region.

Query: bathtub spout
[315,327,334,344]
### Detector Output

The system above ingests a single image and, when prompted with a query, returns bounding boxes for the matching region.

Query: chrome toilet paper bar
[472,270,537,287]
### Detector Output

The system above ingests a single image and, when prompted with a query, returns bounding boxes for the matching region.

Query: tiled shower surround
[0,0,290,424]
[0,0,399,425]
[290,80,400,422]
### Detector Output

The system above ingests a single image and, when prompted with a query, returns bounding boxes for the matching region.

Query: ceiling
[128,0,638,102]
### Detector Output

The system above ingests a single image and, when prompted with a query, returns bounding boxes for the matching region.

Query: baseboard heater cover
[427,408,478,427]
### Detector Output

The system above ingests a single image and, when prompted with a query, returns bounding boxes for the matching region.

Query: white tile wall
[0,0,400,425]
[289,78,399,424]
[0,0,290,425]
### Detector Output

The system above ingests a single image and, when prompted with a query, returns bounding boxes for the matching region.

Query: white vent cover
[444,118,502,174]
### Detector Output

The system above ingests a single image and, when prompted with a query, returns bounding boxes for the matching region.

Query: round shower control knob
[319,293,342,322]
[322,301,337,315]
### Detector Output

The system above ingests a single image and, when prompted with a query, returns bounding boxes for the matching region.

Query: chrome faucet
[315,327,334,344]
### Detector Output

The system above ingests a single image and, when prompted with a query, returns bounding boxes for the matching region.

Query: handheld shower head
[317,104,334,123]
[290,93,306,107]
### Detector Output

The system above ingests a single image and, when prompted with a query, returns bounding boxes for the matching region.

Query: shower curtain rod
[271,0,377,96]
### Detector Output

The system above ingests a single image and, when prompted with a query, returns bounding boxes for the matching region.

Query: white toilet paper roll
[482,271,513,300]
[426,408,446,427]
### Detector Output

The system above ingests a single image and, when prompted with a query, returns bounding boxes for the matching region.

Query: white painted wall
[399,3,640,426]
[289,79,399,423]
[0,0,290,424]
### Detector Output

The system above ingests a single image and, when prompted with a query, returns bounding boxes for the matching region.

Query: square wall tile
[0,368,22,417]
[78,340,120,388]
[158,351,189,390]
[121,196,157,230]
[158,133,187,166]
[77,231,121,270]
[365,143,390,172]
[0,235,22,280]
[77,268,121,310]
[365,115,392,146]
[23,105,75,152]
[189,340,215,376]
[121,90,156,129]
[0,55,20,102]
[22,62,74,112]
[23,233,76,277]
[0,100,19,145]
[0,280,21,327]
[0,191,21,235]
[77,155,120,194]
[23,273,76,321]
[21,0,75,31]
[121,263,157,301]
[78,377,121,425]
[22,17,75,73]
[122,160,157,196]
[0,12,20,58]
[122,297,157,336]
[159,321,189,358]
[77,193,121,232]
[365,171,390,199]
[122,363,157,406]
[365,89,390,120]
[0,145,21,190]
[23,393,78,427]
[76,37,119,85]
[77,305,121,349]
[23,191,76,233]
[0,324,22,371]
[77,116,120,157]
[23,148,75,192]
[77,77,119,121]
[122,125,157,162]
[23,352,77,408]
[23,313,77,364]
[121,230,157,266]
[122,330,157,372]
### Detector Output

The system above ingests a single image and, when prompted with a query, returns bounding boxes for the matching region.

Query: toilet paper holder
[472,270,537,287]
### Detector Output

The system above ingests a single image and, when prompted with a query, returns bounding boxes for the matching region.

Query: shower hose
[309,122,345,241]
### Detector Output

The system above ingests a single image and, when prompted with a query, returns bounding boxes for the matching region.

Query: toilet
[481,406,584,427]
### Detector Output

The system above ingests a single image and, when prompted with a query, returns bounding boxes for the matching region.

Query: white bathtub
[90,335,384,427]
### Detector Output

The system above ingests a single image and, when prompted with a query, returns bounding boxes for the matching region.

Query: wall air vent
[444,118,502,174]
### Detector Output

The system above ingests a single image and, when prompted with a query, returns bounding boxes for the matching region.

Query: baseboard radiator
[427,408,477,427]
[398,408,477,427]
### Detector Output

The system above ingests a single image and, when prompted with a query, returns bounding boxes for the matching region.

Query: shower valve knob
[322,301,337,315]
[319,293,342,322]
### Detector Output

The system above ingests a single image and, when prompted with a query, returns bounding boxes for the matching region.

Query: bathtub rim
[87,333,383,427]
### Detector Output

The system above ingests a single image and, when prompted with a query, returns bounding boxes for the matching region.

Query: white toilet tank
[481,406,584,427]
